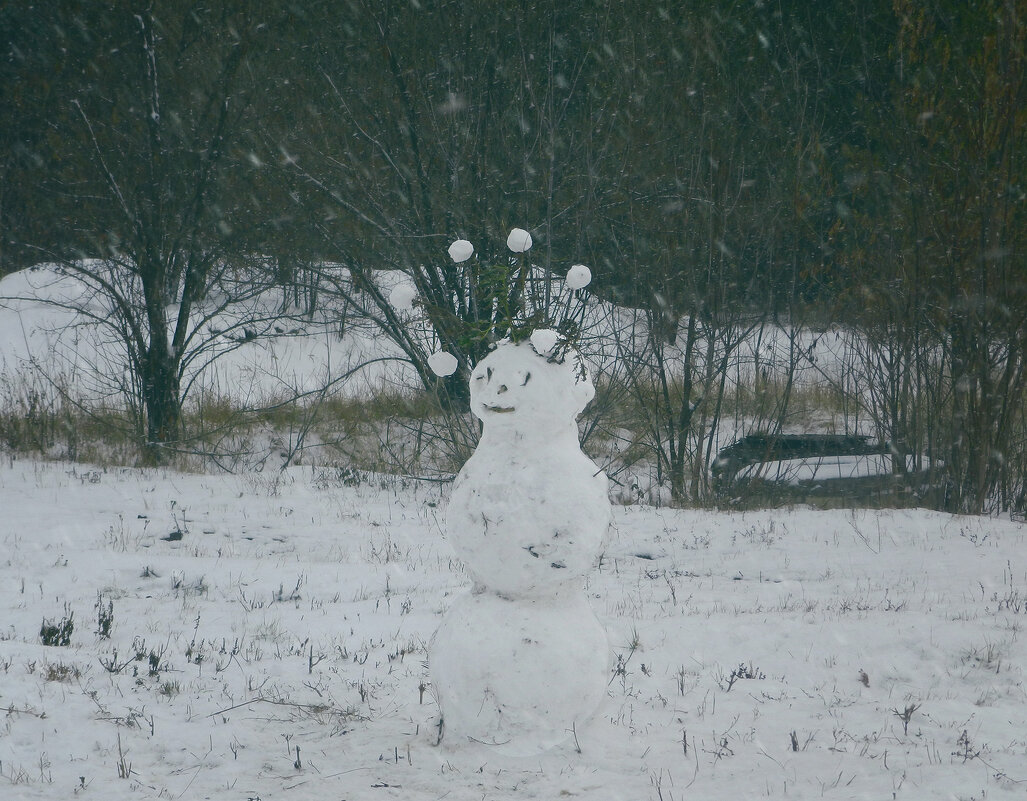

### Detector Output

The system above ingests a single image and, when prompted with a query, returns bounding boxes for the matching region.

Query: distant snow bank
[0,263,418,406]
[1,261,856,411]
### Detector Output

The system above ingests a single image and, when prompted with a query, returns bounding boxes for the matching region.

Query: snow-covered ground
[2,260,1024,798]
[2,457,1025,800]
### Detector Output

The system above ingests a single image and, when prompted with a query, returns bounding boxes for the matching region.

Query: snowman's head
[469,338,594,427]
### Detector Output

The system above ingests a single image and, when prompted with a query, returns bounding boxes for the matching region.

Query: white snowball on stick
[388,283,417,312]
[428,350,459,377]
[506,228,533,253]
[566,264,592,289]
[529,328,560,356]
[448,239,474,263]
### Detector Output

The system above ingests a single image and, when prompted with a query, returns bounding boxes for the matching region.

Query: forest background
[0,0,1024,515]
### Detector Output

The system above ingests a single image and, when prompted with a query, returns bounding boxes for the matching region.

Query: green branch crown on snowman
[388,228,593,379]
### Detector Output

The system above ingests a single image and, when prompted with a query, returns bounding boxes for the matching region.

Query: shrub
[40,610,74,647]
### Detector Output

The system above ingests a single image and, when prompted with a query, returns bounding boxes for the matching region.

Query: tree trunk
[140,315,182,461]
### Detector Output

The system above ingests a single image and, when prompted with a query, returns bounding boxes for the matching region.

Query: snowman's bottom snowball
[429,590,609,756]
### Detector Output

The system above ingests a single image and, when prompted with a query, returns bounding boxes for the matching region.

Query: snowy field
[2,457,1025,800]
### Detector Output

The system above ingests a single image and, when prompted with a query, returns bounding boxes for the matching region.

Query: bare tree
[268,0,621,406]
[836,0,1027,513]
[5,2,282,460]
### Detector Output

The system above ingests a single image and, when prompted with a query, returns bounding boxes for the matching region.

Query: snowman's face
[469,341,594,426]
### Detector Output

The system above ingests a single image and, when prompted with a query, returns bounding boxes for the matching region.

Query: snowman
[429,330,611,755]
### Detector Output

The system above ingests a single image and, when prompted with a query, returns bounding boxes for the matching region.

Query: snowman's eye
[521,372,532,386]
[487,367,493,381]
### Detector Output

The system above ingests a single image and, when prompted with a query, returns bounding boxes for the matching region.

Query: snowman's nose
[496,385,508,394]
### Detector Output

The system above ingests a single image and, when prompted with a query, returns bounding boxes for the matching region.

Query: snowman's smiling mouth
[482,403,516,414]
